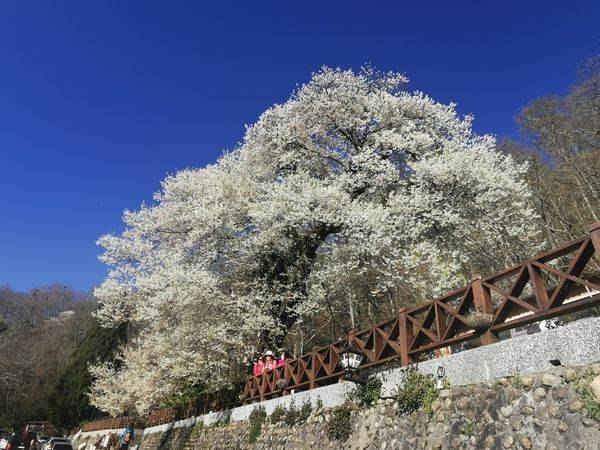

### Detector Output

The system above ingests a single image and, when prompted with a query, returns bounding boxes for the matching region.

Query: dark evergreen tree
[46,321,127,430]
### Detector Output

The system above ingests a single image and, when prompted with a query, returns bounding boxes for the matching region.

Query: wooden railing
[79,223,600,429]
[145,389,239,426]
[242,222,600,402]
[81,416,131,432]
[80,388,240,431]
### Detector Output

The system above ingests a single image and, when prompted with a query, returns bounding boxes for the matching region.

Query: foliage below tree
[90,66,539,415]
[46,320,127,430]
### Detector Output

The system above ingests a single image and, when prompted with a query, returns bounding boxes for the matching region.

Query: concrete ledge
[229,380,356,423]
[380,316,600,396]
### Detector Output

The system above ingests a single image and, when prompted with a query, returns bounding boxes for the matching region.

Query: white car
[42,437,70,450]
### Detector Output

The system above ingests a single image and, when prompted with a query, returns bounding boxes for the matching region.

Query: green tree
[46,321,127,430]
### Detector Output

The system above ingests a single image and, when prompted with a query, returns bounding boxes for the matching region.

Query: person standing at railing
[108,433,118,450]
[253,355,265,376]
[277,351,290,367]
[264,350,277,371]
[100,433,110,449]
[118,424,134,449]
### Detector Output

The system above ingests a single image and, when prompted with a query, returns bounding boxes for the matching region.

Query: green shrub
[47,320,128,429]
[270,405,286,424]
[351,375,382,407]
[575,369,600,421]
[507,370,524,390]
[190,421,204,439]
[248,406,267,443]
[396,366,438,415]
[275,399,314,426]
[315,397,323,410]
[298,400,313,422]
[326,402,357,442]
[212,409,232,427]
[268,400,314,427]
[284,400,303,426]
[282,401,297,426]
[161,380,206,408]
[463,420,475,437]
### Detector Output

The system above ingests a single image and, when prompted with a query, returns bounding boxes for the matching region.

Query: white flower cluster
[90,67,539,415]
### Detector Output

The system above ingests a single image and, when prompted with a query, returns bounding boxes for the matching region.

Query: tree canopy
[90,67,539,415]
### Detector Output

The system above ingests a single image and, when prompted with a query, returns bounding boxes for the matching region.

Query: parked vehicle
[40,439,68,450]
[47,443,72,450]
[0,431,9,449]
[4,431,37,449]
[0,431,12,450]
[35,436,52,450]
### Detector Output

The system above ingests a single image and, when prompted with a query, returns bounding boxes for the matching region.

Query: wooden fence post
[309,347,318,389]
[398,308,412,366]
[589,222,600,256]
[471,274,498,345]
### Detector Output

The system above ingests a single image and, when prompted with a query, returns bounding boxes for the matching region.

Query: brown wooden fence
[80,388,240,431]
[80,223,600,430]
[145,389,240,426]
[81,416,131,432]
[242,222,600,402]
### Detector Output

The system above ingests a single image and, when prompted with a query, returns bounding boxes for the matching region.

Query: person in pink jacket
[253,356,264,376]
[263,350,277,371]
[277,351,290,367]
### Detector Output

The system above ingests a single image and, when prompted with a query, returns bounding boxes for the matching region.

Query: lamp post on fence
[339,342,368,384]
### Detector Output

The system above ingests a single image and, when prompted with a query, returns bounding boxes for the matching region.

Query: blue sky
[1,1,599,292]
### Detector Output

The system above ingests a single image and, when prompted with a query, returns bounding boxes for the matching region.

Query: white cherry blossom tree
[90,67,539,415]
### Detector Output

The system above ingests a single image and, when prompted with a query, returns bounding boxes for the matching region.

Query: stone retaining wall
[73,317,600,449]
[74,362,600,450]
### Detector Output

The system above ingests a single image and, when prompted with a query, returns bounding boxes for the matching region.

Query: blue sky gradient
[1,1,599,291]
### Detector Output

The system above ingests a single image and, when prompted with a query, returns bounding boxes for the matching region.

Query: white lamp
[339,342,366,383]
